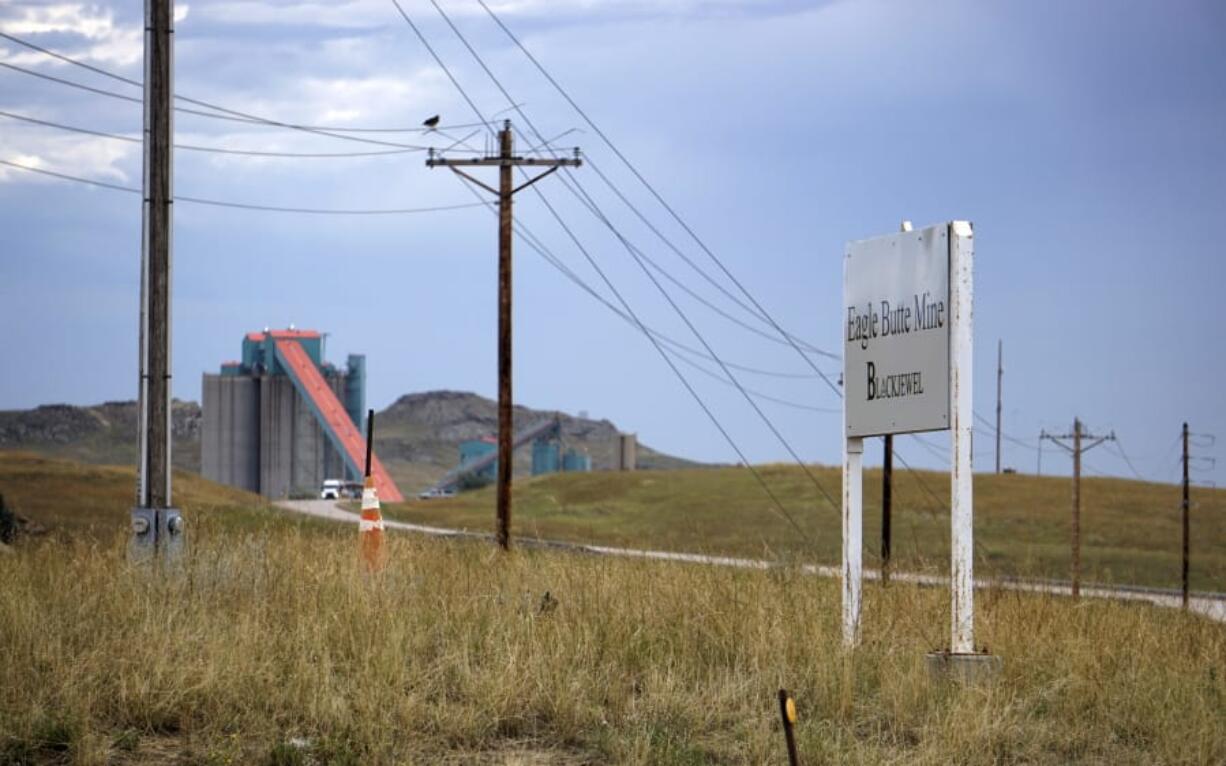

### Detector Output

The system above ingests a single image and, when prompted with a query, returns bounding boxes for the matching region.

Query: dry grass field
[1,451,1223,764]
[1,529,1223,765]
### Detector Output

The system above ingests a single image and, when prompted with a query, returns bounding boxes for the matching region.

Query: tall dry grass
[1,525,1223,765]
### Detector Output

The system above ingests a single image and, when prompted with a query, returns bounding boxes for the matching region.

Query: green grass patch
[384,465,1226,591]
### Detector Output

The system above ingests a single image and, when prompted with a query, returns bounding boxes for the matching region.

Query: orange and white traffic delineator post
[358,475,386,573]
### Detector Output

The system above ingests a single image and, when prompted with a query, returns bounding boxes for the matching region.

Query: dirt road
[277,499,1226,623]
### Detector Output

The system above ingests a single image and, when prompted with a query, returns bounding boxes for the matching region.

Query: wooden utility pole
[995,340,1003,474]
[1072,419,1081,596]
[1181,421,1190,609]
[1038,429,1045,476]
[427,121,580,550]
[132,0,181,557]
[1041,418,1115,598]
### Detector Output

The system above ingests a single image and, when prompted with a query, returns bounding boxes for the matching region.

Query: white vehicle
[417,487,456,500]
[320,479,344,500]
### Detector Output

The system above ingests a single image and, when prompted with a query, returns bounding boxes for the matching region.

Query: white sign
[841,220,977,658]
[843,224,952,437]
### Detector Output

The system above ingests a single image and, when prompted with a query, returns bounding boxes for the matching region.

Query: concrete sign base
[924,651,1002,684]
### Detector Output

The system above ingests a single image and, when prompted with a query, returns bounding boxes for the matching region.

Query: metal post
[496,122,513,551]
[365,409,375,478]
[131,0,181,558]
[777,689,800,766]
[1182,421,1190,609]
[1072,417,1082,599]
[843,434,863,648]
[881,434,892,585]
[995,339,1002,474]
[948,221,975,654]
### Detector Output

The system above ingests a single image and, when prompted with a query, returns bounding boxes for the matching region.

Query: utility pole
[1181,421,1190,609]
[995,339,1003,474]
[1040,418,1115,598]
[131,0,182,558]
[427,120,581,550]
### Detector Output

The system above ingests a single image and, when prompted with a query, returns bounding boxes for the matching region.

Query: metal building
[458,437,498,483]
[562,448,591,473]
[201,328,402,501]
[532,438,561,475]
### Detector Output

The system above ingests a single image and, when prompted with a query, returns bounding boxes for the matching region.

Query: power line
[973,410,1036,449]
[2,27,835,380]
[520,134,839,370]
[425,0,838,511]
[0,108,434,157]
[0,30,142,86]
[391,1,816,538]
[476,0,844,401]
[456,8,956,520]
[514,213,842,393]
[0,157,486,215]
[583,155,839,361]
[1110,438,1146,482]
[500,199,840,412]
[0,33,485,152]
[0,31,486,135]
[894,446,949,515]
[388,0,494,138]
[905,434,947,463]
[424,133,839,390]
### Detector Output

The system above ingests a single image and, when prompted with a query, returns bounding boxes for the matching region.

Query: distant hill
[0,391,700,494]
[374,390,701,492]
[0,400,201,470]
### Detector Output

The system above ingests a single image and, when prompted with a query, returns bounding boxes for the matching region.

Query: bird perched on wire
[422,115,440,131]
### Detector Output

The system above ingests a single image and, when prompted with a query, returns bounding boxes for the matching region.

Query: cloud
[0,152,47,183]
[192,0,807,28]
[0,3,142,69]
[0,3,116,39]
[0,132,135,185]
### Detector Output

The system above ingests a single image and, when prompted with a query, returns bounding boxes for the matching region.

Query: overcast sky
[1,0,1223,487]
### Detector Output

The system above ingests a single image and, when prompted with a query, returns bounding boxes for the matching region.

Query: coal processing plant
[201,328,403,501]
[422,426,636,498]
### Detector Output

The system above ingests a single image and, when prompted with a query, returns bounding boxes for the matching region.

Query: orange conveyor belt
[274,339,404,502]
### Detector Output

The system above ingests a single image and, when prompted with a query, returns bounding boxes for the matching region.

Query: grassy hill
[3,445,1220,593]
[0,451,330,540]
[0,401,201,471]
[383,465,1226,592]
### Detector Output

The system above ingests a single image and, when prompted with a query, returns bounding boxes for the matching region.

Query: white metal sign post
[842,221,980,662]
